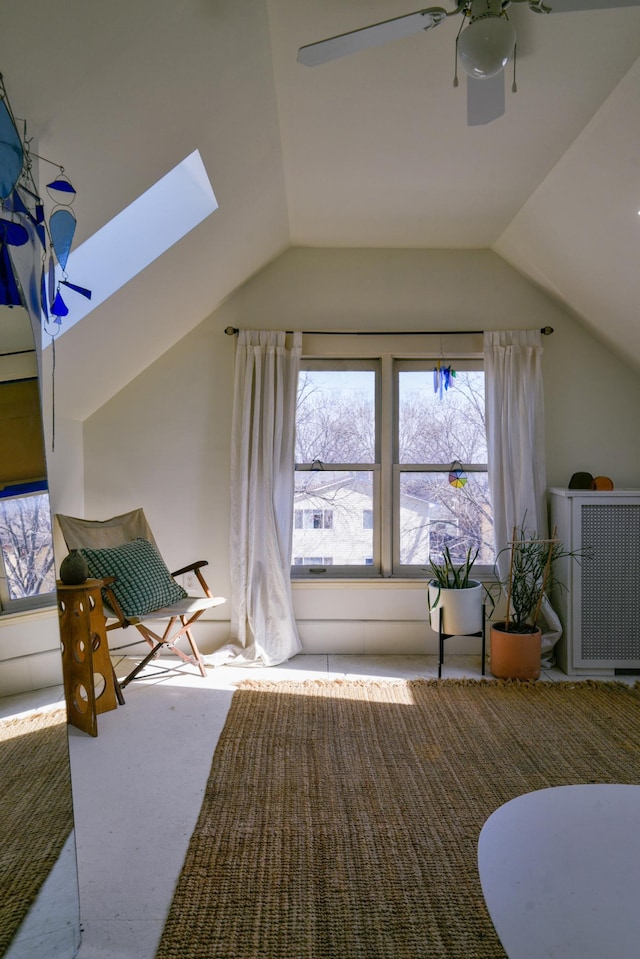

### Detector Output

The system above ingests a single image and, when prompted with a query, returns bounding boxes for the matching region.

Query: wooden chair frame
[57,510,226,689]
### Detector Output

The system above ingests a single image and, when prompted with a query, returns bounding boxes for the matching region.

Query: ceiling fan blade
[545,0,640,9]
[297,7,448,67]
[467,72,505,126]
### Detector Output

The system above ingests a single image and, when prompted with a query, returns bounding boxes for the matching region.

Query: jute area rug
[155,679,640,959]
[0,708,74,956]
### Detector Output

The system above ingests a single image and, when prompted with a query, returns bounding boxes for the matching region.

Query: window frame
[293,358,381,579]
[0,484,57,614]
[291,347,491,580]
[392,358,491,578]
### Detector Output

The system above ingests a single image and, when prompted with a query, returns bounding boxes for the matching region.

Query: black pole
[224,326,554,337]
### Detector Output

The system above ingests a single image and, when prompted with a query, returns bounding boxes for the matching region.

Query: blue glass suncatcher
[0,73,90,320]
[0,98,23,199]
[0,71,91,453]
[433,360,456,399]
[49,208,76,271]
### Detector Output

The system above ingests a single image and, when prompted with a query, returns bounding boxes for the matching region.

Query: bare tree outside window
[398,369,493,566]
[293,362,494,575]
[0,493,55,601]
[295,370,375,465]
[294,369,376,568]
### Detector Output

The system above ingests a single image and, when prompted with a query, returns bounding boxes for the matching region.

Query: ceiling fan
[297,0,640,126]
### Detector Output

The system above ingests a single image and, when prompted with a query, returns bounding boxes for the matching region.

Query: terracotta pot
[490,623,541,681]
[428,580,484,636]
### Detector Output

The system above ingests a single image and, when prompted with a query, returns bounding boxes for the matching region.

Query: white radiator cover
[549,488,640,676]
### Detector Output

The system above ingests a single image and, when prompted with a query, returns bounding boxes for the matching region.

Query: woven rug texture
[0,708,74,955]
[155,679,640,959]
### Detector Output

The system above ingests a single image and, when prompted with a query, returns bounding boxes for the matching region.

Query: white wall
[81,314,235,655]
[44,412,86,562]
[76,247,640,657]
[0,319,80,695]
[0,608,62,697]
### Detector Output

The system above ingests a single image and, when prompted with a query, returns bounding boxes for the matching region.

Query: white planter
[428,580,484,636]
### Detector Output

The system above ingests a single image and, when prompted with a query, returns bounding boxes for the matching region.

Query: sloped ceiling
[0,0,290,421]
[0,0,638,420]
[494,56,640,364]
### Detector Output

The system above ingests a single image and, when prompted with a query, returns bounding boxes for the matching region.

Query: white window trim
[292,340,490,580]
[393,357,490,578]
[0,489,56,614]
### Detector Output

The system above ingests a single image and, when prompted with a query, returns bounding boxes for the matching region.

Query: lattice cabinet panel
[549,489,640,676]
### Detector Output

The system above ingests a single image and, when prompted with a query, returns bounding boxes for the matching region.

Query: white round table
[478,784,640,958]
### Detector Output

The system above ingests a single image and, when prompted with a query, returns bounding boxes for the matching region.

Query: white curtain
[484,329,548,563]
[222,329,302,667]
[484,329,561,663]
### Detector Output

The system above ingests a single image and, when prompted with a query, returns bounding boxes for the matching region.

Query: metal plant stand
[437,605,486,679]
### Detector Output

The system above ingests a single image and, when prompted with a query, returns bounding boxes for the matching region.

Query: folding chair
[56,509,226,689]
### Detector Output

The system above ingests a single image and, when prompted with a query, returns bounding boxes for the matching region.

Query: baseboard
[297,620,483,656]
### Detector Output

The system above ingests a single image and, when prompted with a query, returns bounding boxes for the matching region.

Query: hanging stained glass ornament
[0,78,90,321]
[0,72,91,449]
[0,74,91,458]
[0,217,29,306]
[40,264,49,320]
[51,288,69,317]
[46,173,76,205]
[8,187,46,248]
[0,238,22,305]
[448,459,467,489]
[0,218,28,246]
[47,273,91,329]
[43,169,90,321]
[61,279,91,299]
[0,96,23,199]
[433,359,456,399]
[47,253,55,304]
[49,207,76,271]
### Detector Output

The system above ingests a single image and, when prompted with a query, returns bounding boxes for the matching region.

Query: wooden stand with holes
[57,579,123,737]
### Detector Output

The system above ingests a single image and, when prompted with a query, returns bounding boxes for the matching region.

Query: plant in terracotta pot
[490,519,578,681]
[426,545,485,637]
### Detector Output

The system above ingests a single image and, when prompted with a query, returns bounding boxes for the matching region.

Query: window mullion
[379,355,393,577]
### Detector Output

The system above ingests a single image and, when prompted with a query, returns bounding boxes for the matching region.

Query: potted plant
[427,545,485,636]
[490,519,578,681]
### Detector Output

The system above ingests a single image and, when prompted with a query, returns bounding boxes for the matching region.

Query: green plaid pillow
[80,538,187,617]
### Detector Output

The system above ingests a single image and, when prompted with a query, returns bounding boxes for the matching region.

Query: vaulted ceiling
[1,0,639,419]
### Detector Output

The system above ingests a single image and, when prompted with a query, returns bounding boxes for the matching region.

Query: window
[292,354,494,577]
[396,360,493,572]
[293,363,377,576]
[0,376,55,611]
[294,508,334,530]
[0,487,55,610]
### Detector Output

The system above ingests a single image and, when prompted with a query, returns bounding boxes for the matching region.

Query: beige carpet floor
[155,679,640,959]
[0,708,73,955]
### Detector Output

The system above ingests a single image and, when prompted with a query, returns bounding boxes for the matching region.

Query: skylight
[42,149,218,344]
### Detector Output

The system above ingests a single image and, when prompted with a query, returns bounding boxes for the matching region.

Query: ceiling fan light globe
[457,17,516,80]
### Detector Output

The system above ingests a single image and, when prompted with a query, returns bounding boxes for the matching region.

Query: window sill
[0,598,57,622]
[291,575,497,589]
[291,578,428,589]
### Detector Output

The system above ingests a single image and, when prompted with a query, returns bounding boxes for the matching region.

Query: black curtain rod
[224,326,554,337]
